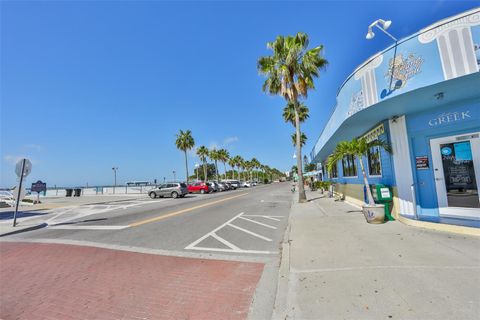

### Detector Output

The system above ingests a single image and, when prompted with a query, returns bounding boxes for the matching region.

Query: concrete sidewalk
[0,195,148,237]
[274,190,480,319]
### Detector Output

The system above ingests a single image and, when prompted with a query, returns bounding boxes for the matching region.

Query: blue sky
[1,1,477,187]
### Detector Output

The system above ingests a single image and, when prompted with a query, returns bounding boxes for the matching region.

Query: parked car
[223,182,236,190]
[148,183,188,199]
[188,182,211,194]
[223,180,240,189]
[208,181,219,192]
[216,182,228,192]
[241,181,252,188]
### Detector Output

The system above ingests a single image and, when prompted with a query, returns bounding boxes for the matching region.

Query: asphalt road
[7,183,291,254]
[3,182,292,319]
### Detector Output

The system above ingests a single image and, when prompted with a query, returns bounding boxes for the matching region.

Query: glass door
[430,133,480,218]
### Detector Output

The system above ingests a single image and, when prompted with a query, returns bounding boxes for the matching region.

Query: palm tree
[283,102,309,126]
[258,32,327,203]
[327,138,392,205]
[291,132,307,147]
[209,148,221,182]
[218,149,230,180]
[175,130,195,184]
[245,160,254,181]
[228,158,236,179]
[235,155,244,180]
[196,146,209,182]
[239,158,247,181]
[251,158,260,181]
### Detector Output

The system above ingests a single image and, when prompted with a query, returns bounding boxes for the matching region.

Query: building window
[330,162,338,178]
[367,145,382,176]
[342,155,357,177]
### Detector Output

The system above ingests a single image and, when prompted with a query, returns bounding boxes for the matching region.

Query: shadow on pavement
[0,210,49,221]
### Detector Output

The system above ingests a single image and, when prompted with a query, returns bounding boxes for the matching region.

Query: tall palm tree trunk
[359,157,375,205]
[203,161,208,182]
[294,106,307,202]
[184,151,189,184]
[223,162,227,180]
[214,161,219,182]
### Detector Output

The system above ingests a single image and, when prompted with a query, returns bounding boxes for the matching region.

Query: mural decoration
[346,90,365,117]
[380,53,424,99]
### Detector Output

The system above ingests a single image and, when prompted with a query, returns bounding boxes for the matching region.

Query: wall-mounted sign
[428,111,471,127]
[416,156,430,169]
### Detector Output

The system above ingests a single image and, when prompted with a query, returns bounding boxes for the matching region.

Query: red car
[187,182,211,194]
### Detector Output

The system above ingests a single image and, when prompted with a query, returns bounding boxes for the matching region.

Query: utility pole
[112,167,118,194]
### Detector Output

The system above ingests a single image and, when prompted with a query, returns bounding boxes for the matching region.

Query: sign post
[13,158,32,227]
[31,180,47,204]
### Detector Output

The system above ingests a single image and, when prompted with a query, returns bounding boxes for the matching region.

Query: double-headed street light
[366,19,397,42]
[366,18,399,98]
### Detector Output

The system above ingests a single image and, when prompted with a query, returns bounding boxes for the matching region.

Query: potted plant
[327,137,392,224]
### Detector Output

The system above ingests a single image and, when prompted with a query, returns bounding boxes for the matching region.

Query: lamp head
[366,29,375,40]
[383,20,392,30]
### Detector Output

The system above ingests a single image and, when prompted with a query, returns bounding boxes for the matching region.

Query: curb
[271,192,296,319]
[0,223,48,237]
[397,215,480,237]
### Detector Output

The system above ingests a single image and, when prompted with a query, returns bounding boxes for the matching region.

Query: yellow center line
[128,192,249,227]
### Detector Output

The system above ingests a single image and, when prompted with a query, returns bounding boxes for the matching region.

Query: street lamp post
[366,19,399,98]
[173,170,176,182]
[112,167,118,194]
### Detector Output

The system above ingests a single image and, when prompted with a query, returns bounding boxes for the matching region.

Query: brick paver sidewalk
[0,242,263,320]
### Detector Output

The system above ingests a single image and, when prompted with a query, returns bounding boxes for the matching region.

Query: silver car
[148,183,188,199]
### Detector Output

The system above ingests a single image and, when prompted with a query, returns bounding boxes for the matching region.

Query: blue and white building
[311,8,480,226]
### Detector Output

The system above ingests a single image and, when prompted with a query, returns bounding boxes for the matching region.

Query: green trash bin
[374,184,394,221]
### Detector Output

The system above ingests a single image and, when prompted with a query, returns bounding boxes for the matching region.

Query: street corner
[0,242,265,320]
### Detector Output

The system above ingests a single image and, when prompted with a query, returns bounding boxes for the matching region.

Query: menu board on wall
[416,156,429,170]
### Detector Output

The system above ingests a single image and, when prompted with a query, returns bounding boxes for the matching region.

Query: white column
[354,54,383,108]
[389,116,415,216]
[418,11,480,80]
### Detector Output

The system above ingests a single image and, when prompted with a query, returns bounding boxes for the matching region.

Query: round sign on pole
[15,158,32,178]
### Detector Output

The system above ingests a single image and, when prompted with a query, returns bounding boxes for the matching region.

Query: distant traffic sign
[15,158,32,178]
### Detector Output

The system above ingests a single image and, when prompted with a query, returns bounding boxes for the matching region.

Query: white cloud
[223,136,239,146]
